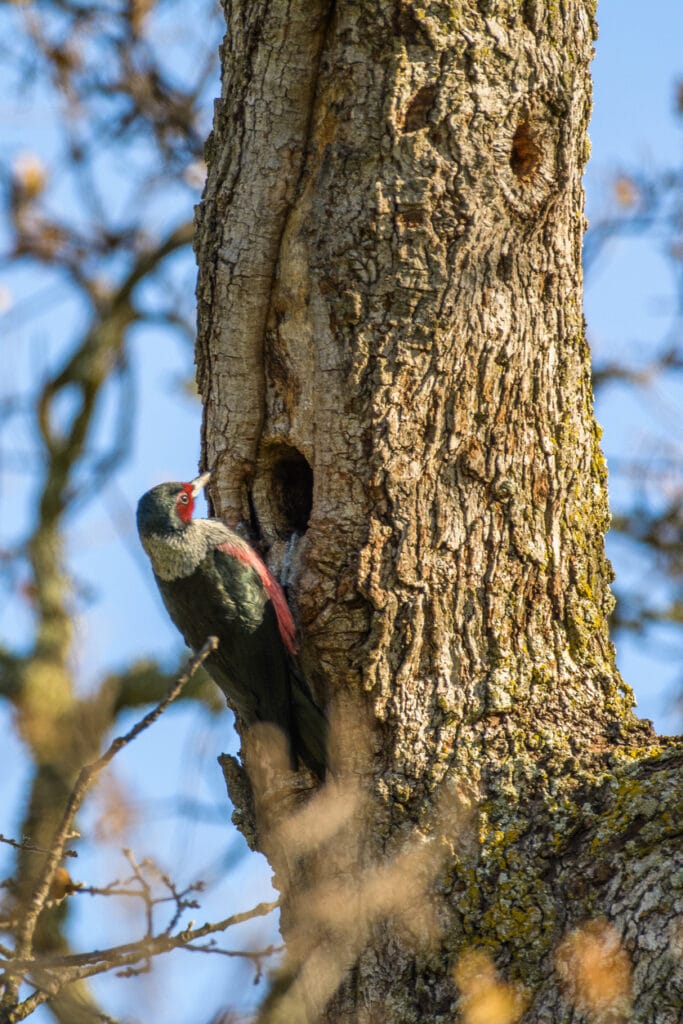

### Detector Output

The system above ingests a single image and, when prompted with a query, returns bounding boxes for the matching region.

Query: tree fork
[196,2,683,1021]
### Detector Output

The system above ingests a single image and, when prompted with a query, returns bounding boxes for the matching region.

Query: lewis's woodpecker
[136,471,327,779]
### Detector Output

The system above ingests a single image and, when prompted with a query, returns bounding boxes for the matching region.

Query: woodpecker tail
[289,664,328,781]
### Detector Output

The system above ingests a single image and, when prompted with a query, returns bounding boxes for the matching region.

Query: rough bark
[195,2,683,1022]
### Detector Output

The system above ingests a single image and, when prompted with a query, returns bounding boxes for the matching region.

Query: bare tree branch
[1,637,218,1017]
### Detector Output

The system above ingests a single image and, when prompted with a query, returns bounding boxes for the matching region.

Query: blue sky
[1,1,682,1021]
[586,0,683,730]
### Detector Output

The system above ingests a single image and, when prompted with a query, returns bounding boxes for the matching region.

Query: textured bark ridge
[195,2,683,1022]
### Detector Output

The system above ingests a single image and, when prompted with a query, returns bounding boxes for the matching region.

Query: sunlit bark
[196,2,683,1021]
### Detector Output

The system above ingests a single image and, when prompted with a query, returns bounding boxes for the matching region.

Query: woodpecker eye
[178,493,190,505]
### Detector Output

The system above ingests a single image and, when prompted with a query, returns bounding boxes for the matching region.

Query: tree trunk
[195,2,683,1022]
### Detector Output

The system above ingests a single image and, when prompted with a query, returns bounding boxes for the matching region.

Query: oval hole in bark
[510,120,541,178]
[403,84,436,132]
[268,445,313,535]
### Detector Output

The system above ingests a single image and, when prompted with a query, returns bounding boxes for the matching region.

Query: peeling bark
[196,2,683,1021]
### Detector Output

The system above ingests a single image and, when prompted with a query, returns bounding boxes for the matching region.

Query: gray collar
[141,519,230,581]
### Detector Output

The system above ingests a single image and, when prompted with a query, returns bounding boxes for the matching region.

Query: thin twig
[0,834,76,859]
[8,638,218,975]
[4,900,279,1021]
[4,900,279,975]
[122,848,154,939]
[183,941,284,961]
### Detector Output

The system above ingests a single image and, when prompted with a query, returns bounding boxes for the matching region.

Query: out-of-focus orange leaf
[12,153,47,200]
[49,867,78,900]
[613,175,639,208]
[556,919,632,1018]
[454,949,527,1024]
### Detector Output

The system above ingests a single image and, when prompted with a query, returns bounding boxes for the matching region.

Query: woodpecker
[136,471,327,779]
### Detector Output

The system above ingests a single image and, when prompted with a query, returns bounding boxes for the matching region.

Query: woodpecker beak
[190,470,212,498]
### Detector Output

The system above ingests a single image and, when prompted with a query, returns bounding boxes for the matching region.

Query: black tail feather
[289,665,328,780]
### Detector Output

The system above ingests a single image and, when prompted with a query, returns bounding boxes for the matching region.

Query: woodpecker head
[136,471,211,538]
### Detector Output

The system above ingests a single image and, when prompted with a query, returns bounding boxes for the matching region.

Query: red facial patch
[176,483,195,523]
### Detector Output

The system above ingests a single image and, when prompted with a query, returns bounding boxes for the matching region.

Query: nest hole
[261,445,313,537]
[510,120,541,178]
[403,84,436,132]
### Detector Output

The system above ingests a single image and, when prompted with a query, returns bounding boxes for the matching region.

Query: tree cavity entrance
[510,120,541,178]
[254,443,313,539]
[402,84,436,132]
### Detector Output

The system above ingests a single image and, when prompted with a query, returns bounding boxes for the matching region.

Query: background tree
[0,0,681,1022]
[0,3,255,1021]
